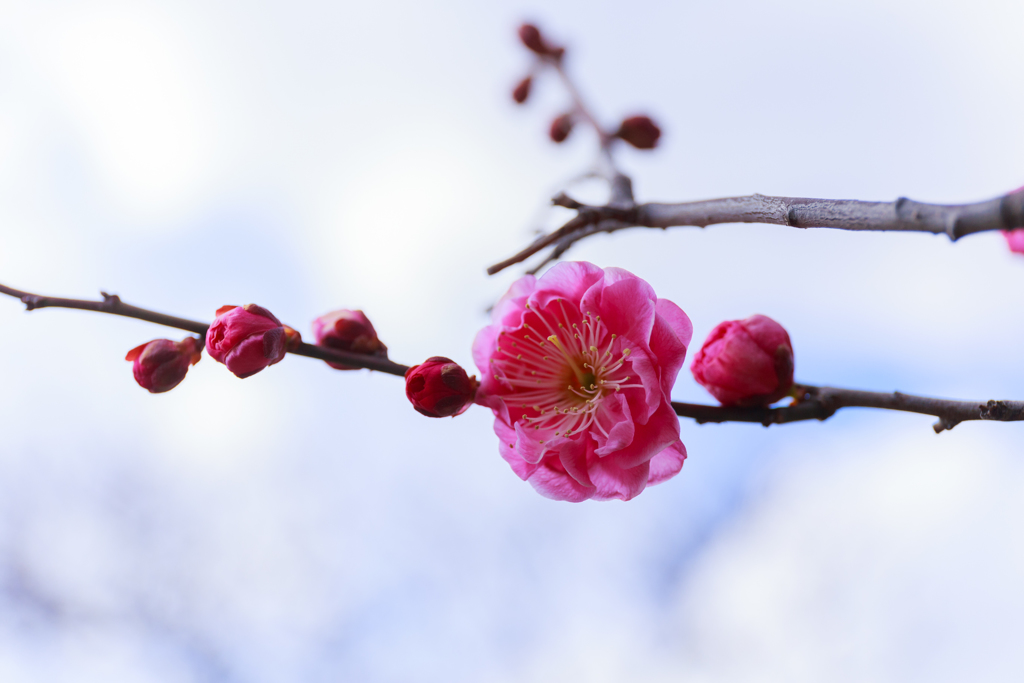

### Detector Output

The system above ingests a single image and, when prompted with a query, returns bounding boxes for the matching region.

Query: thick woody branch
[0,283,411,377]
[488,189,1024,275]
[673,384,1024,434]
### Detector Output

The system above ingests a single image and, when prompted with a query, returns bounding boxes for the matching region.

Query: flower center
[489,298,643,442]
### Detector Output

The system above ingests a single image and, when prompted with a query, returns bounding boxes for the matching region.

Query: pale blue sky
[0,0,1023,680]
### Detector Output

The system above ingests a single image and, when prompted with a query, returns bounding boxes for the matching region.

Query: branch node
[552,192,582,210]
[21,295,43,311]
[785,207,799,227]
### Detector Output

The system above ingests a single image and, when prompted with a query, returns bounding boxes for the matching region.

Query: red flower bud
[518,24,546,54]
[311,309,388,370]
[405,357,478,418]
[517,23,564,60]
[205,304,288,379]
[615,115,661,150]
[690,315,794,407]
[549,113,574,143]
[512,76,532,104]
[125,337,201,393]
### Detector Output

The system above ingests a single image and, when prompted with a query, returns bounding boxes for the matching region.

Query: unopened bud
[549,113,574,143]
[126,337,201,393]
[517,23,564,60]
[405,357,477,418]
[311,309,388,370]
[518,24,546,54]
[691,315,794,407]
[512,76,532,104]
[205,304,288,379]
[615,115,661,150]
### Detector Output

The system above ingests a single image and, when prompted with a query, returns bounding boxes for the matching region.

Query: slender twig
[673,384,1024,434]
[489,189,1024,275]
[0,283,411,376]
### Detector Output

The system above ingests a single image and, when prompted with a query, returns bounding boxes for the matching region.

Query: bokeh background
[1,0,1023,680]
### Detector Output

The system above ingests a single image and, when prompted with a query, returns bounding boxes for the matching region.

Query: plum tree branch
[488,189,1024,275]
[487,189,1024,274]
[0,283,411,376]
[673,384,1024,434]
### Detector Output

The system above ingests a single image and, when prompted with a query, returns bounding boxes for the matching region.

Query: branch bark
[673,384,1024,434]
[488,189,1024,275]
[0,283,411,377]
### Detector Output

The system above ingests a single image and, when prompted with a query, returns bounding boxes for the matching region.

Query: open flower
[473,262,692,502]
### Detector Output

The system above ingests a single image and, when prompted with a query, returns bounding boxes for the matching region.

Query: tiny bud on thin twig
[512,76,532,104]
[517,23,564,60]
[615,115,661,149]
[549,113,574,143]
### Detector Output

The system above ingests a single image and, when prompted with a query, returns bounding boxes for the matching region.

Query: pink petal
[528,261,605,311]
[558,436,595,488]
[582,270,657,350]
[650,299,692,396]
[595,391,635,456]
[647,441,687,486]
[589,458,651,501]
[607,398,681,470]
[527,456,597,502]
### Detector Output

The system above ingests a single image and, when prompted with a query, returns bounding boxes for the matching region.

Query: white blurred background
[0,0,1022,680]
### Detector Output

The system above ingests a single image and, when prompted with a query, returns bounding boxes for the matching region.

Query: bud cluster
[509,23,662,152]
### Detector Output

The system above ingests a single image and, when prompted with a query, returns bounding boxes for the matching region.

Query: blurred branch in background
[489,190,1024,275]
[492,24,1024,276]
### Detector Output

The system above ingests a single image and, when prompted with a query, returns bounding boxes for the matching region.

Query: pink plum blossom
[205,304,288,379]
[473,262,692,502]
[690,315,794,407]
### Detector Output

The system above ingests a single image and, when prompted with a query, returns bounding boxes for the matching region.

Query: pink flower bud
[405,357,478,418]
[205,304,288,379]
[512,76,532,104]
[125,337,201,393]
[549,113,574,143]
[691,315,794,407]
[311,309,388,370]
[615,115,661,150]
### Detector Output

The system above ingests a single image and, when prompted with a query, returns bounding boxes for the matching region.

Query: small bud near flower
[312,309,388,370]
[615,115,661,150]
[691,315,794,407]
[205,304,288,379]
[405,357,478,418]
[512,76,532,104]
[549,113,574,143]
[125,337,201,393]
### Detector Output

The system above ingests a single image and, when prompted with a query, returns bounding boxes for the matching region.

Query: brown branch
[0,283,411,377]
[673,384,1024,434]
[488,189,1024,275]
